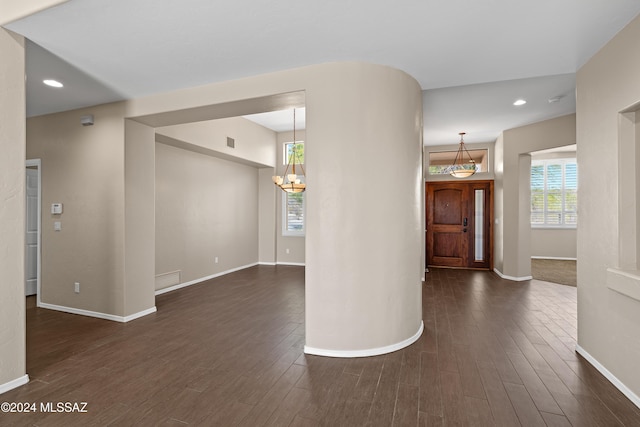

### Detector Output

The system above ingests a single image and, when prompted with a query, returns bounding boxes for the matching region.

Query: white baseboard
[155,262,259,296]
[575,345,640,409]
[304,321,424,358]
[39,302,156,323]
[123,306,157,322]
[493,268,532,282]
[531,256,577,261]
[258,262,306,267]
[0,374,29,395]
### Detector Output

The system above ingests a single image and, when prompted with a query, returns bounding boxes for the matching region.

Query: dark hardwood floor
[2,265,640,426]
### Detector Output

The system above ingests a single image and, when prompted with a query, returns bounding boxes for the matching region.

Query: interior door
[426,181,492,269]
[25,167,39,296]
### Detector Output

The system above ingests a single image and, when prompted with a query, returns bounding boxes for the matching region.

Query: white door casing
[25,160,41,301]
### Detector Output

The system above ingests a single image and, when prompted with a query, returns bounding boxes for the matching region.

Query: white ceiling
[244,108,306,133]
[5,0,640,145]
[423,73,577,145]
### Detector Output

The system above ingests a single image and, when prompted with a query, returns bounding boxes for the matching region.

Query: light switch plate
[54,221,61,231]
[51,203,63,214]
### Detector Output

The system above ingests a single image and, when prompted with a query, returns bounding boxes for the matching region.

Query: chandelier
[273,109,306,193]
[448,132,476,178]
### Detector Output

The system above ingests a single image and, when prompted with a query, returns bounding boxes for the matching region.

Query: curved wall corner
[118,60,424,358]
[303,63,424,357]
[0,28,27,390]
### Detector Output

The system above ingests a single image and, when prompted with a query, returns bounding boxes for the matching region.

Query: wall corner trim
[123,307,157,322]
[606,267,640,302]
[0,375,29,395]
[38,302,156,323]
[493,269,532,282]
[575,345,640,409]
[304,321,424,358]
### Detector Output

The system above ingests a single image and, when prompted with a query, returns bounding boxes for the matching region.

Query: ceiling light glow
[513,99,526,106]
[43,79,63,88]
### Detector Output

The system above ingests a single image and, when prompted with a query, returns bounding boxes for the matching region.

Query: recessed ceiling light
[43,79,63,88]
[513,99,526,106]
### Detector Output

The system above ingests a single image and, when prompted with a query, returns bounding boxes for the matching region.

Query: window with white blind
[283,192,305,236]
[531,158,577,227]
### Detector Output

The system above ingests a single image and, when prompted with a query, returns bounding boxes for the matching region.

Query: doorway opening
[149,92,307,297]
[25,159,41,306]
[529,145,578,286]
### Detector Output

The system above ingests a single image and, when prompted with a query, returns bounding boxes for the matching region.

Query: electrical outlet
[215,257,219,264]
[74,282,80,293]
[285,248,290,254]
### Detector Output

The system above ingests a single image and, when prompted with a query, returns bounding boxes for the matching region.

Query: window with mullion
[283,192,305,236]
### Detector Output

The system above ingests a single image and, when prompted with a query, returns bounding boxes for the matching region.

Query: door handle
[463,217,468,227]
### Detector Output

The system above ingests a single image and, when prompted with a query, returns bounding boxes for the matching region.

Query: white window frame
[282,192,305,237]
[530,158,577,228]
[283,141,304,165]
[427,148,490,175]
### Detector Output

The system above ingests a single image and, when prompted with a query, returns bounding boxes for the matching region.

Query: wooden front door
[426,181,493,269]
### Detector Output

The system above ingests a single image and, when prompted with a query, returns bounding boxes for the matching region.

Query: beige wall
[155,116,275,168]
[302,64,423,354]
[17,61,422,358]
[155,116,278,269]
[0,28,27,391]
[517,154,532,276]
[155,142,260,287]
[493,133,505,273]
[154,116,276,282]
[26,108,274,314]
[124,62,424,355]
[531,229,577,259]
[275,130,305,265]
[124,120,156,316]
[259,167,276,264]
[26,103,127,316]
[577,13,640,398]
[496,114,576,278]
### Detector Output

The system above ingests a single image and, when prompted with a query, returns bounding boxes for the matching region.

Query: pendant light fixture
[273,109,306,193]
[448,132,476,178]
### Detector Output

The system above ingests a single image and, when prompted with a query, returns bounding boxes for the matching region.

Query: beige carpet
[531,258,577,287]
